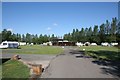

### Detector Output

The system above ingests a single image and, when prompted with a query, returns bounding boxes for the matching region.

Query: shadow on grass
[88,50,120,61]
[70,50,92,58]
[88,50,120,78]
[0,58,11,65]
[92,59,120,77]
[70,50,120,78]
[70,50,85,55]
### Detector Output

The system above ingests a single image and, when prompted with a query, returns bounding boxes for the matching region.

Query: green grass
[2,60,29,78]
[2,45,63,55]
[79,46,120,61]
[79,46,119,52]
[0,65,2,79]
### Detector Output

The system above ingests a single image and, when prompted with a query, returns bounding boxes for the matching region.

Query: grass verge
[2,60,29,78]
[79,46,120,61]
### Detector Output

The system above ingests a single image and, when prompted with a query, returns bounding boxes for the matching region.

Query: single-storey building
[51,39,76,46]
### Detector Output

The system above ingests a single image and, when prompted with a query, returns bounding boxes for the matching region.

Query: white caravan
[0,41,19,49]
[101,42,109,46]
[110,43,118,46]
[76,42,84,47]
[19,42,26,46]
[91,43,97,46]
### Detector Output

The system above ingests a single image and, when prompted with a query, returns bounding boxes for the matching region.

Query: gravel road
[41,47,119,78]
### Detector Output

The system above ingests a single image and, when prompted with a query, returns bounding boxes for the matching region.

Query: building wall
[52,42,76,46]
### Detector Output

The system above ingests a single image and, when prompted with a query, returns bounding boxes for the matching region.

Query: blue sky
[2,2,118,36]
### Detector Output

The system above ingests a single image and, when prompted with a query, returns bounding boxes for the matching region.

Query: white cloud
[53,23,58,26]
[7,28,13,32]
[46,27,51,31]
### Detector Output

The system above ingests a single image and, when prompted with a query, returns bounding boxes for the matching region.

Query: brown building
[51,39,76,46]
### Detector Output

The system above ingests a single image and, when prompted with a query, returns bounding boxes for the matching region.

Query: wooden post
[32,64,42,76]
[11,55,20,60]
[29,64,43,80]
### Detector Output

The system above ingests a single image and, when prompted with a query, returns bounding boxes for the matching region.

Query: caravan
[0,41,19,49]
[76,42,84,47]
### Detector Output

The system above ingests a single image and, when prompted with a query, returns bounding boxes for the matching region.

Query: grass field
[79,46,120,61]
[2,45,63,55]
[80,46,119,52]
[2,60,29,79]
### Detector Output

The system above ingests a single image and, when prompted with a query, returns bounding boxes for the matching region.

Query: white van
[0,41,19,49]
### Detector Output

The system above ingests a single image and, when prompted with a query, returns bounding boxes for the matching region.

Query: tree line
[63,17,120,44]
[0,17,120,45]
[0,30,57,44]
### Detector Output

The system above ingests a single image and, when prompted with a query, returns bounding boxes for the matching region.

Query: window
[3,43,7,45]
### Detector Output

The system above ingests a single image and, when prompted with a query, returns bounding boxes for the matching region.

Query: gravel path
[41,47,119,78]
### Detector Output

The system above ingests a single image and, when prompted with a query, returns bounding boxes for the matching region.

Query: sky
[2,2,118,37]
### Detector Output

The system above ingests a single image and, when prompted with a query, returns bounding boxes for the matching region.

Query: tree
[92,25,100,43]
[2,29,7,41]
[117,21,120,34]
[50,34,57,41]
[22,34,26,42]
[75,29,79,41]
[71,29,76,41]
[64,34,68,40]
[35,34,39,44]
[116,21,120,44]
[84,28,89,41]
[51,34,55,38]
[18,34,21,42]
[88,27,92,36]
[109,18,117,42]
[1,17,119,45]
[105,20,110,35]
[89,25,100,44]
[79,28,85,42]
[2,29,12,41]
[86,27,92,43]
[31,34,35,44]
[0,32,2,43]
[38,34,43,44]
[99,24,105,42]
[110,17,117,35]
[26,33,31,43]
[11,33,17,41]
[93,25,99,36]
